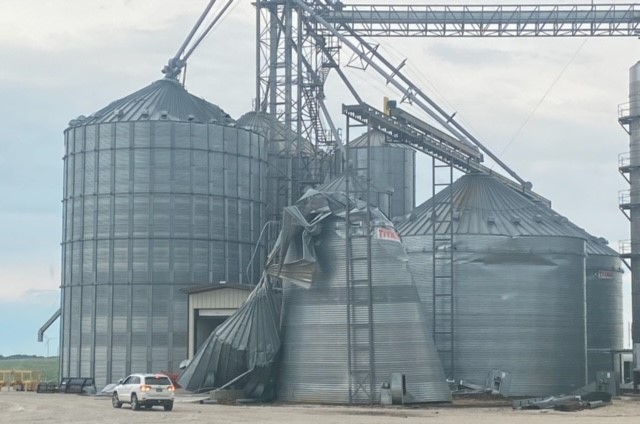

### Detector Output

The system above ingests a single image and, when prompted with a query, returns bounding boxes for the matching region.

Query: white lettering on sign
[596,271,615,280]
[376,227,401,243]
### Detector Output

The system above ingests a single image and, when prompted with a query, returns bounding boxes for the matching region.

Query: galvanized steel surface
[404,234,587,396]
[398,173,584,238]
[69,78,233,126]
[178,279,281,395]
[399,174,588,396]
[319,173,392,219]
[586,255,624,381]
[627,62,640,347]
[278,217,451,404]
[347,131,415,218]
[60,81,268,388]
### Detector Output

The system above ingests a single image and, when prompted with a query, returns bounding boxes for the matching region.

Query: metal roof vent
[140,109,150,119]
[114,109,123,119]
[512,216,521,225]
[187,114,195,122]
[534,214,543,223]
[210,118,218,124]
[68,119,78,126]
[77,115,86,121]
[160,110,168,119]
[487,216,496,225]
[452,210,461,221]
[597,237,609,245]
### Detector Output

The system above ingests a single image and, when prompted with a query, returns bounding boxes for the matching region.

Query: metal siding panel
[279,218,451,403]
[586,255,624,381]
[61,117,267,389]
[405,234,587,396]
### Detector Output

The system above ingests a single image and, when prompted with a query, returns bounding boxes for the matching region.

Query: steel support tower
[253,0,640,379]
[619,62,640,365]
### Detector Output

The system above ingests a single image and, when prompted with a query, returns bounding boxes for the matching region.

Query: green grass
[0,357,59,382]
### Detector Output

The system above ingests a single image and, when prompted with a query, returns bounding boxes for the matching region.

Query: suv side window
[130,376,140,385]
[122,376,132,385]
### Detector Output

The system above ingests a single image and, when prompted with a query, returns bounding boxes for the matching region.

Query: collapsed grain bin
[276,189,451,403]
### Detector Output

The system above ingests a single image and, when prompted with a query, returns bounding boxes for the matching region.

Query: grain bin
[397,173,587,396]
[237,111,316,219]
[60,78,267,387]
[277,190,451,403]
[347,130,415,218]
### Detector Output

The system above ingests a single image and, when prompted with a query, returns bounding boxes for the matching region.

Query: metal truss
[318,3,640,37]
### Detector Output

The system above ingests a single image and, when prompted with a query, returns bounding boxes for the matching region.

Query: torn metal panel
[177,278,281,398]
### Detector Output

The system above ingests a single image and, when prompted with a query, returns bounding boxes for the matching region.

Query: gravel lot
[1,391,639,423]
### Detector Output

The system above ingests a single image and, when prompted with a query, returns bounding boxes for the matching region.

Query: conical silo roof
[349,130,412,150]
[68,78,233,126]
[237,111,314,156]
[397,173,586,239]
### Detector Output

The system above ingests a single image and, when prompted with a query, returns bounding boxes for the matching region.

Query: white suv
[111,373,175,411]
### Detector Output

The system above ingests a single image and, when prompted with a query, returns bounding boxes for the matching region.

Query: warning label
[376,227,401,243]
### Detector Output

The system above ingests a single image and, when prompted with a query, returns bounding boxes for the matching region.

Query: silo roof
[69,78,233,127]
[237,111,314,156]
[349,130,413,150]
[397,173,587,239]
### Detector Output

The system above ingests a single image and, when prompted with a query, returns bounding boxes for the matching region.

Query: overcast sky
[1,0,637,355]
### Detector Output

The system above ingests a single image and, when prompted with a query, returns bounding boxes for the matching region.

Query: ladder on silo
[344,116,375,405]
[431,157,455,380]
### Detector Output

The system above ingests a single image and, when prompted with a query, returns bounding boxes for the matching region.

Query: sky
[0,0,637,355]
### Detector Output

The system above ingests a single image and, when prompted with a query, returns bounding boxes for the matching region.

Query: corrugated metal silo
[348,130,415,218]
[584,241,624,381]
[278,200,451,404]
[556,226,624,382]
[237,111,315,219]
[61,78,267,387]
[397,173,587,396]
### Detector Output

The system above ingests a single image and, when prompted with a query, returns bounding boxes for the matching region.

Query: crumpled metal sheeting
[268,189,391,289]
[278,215,452,404]
[177,278,281,395]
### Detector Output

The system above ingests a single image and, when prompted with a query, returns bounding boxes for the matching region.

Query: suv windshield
[145,377,171,386]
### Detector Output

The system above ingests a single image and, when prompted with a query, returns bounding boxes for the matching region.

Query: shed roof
[180,283,255,295]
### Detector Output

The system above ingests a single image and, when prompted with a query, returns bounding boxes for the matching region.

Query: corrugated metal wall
[347,131,415,219]
[586,254,624,381]
[404,234,587,397]
[60,121,267,387]
[278,218,451,404]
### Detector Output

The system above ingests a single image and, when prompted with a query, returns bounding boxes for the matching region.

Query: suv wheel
[130,393,141,411]
[111,392,122,409]
[164,401,174,412]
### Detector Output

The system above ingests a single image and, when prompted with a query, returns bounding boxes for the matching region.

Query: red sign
[376,227,401,243]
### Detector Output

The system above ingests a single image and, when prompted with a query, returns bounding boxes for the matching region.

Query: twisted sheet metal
[278,215,451,403]
[178,278,281,397]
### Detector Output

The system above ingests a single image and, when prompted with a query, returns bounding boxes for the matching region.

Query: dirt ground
[1,392,639,424]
